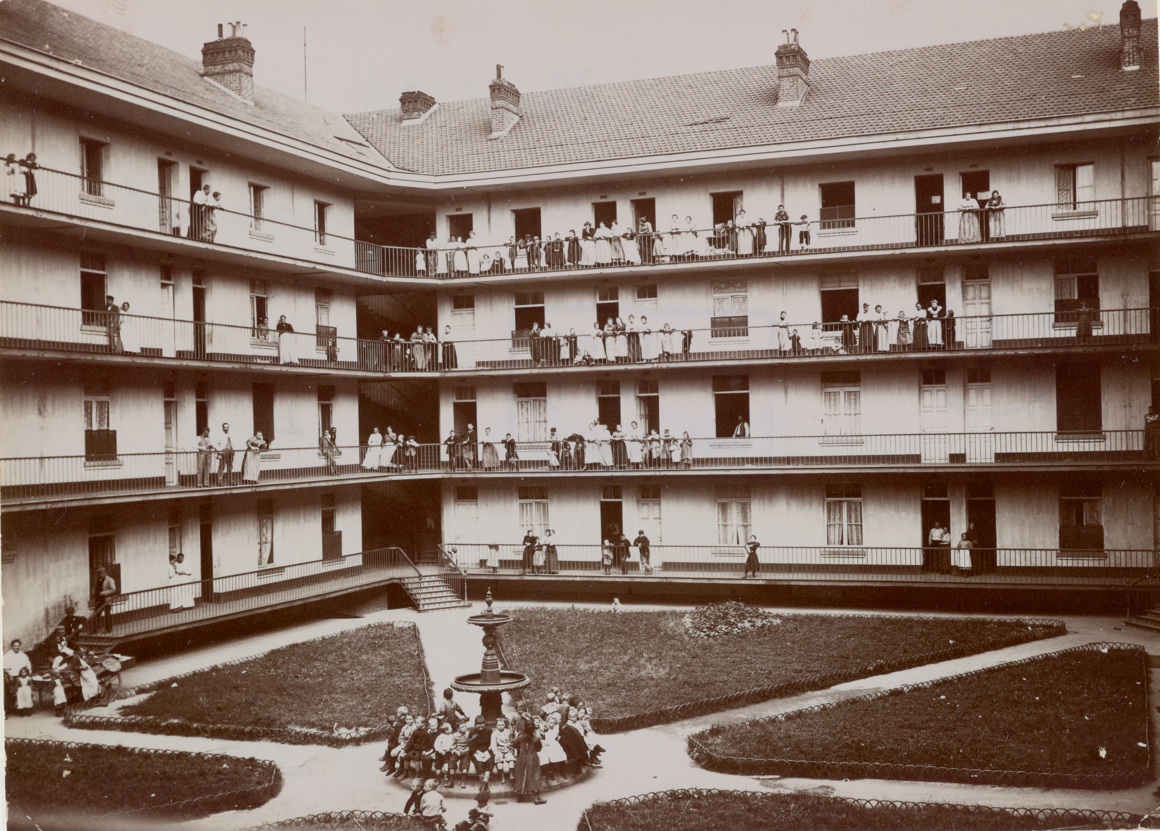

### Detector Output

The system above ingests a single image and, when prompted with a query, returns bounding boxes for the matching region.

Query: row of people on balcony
[528,318,693,366]
[362,427,420,471]
[438,424,694,471]
[195,423,270,486]
[957,191,1006,242]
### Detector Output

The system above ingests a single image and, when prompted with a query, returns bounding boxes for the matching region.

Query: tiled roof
[0,0,390,167]
[345,20,1158,175]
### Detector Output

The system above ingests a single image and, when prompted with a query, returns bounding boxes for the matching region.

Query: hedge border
[496,610,1066,734]
[63,621,436,747]
[248,810,413,829]
[5,737,282,820]
[686,642,1151,791]
[576,788,1144,831]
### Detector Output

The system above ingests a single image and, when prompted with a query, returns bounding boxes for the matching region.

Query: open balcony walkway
[2,167,1156,283]
[2,301,1154,380]
[2,430,1151,509]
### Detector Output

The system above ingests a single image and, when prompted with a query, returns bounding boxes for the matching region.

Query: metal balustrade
[2,167,1155,280]
[85,547,420,640]
[1,431,1149,507]
[442,542,1153,588]
[2,300,1154,375]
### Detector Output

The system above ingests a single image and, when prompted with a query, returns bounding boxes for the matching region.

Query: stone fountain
[451,588,529,725]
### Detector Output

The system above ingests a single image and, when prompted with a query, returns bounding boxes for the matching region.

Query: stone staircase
[402,573,470,612]
[1125,603,1160,633]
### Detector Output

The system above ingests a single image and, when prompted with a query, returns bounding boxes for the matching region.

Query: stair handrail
[435,543,469,602]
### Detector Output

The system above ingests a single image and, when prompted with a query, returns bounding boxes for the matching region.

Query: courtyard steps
[1125,605,1160,633]
[402,574,470,613]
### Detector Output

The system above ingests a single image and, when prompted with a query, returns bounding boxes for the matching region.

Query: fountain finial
[484,587,495,617]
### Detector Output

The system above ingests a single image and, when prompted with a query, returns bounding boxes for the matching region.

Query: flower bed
[579,789,1142,831]
[250,811,414,830]
[66,622,433,746]
[499,607,1064,732]
[5,738,281,821]
[688,644,1150,790]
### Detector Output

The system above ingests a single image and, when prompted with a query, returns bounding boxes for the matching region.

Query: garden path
[4,602,1157,831]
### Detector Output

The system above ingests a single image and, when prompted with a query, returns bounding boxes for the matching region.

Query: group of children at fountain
[382,687,605,814]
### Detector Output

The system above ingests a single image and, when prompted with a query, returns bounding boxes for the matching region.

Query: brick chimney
[400,91,437,122]
[202,22,256,103]
[1119,0,1142,71]
[775,28,810,107]
[488,65,521,138]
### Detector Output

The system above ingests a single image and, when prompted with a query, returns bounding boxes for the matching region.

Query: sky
[45,0,1157,115]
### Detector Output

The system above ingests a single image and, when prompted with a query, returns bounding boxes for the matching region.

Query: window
[80,138,105,196]
[314,201,330,245]
[317,385,335,438]
[1059,482,1103,551]
[820,272,858,329]
[713,375,750,437]
[315,288,335,352]
[83,376,116,461]
[636,284,657,301]
[448,213,474,241]
[639,483,661,543]
[518,485,549,538]
[711,191,743,226]
[1055,163,1094,210]
[596,287,619,326]
[711,279,748,337]
[1054,255,1099,322]
[597,380,621,428]
[88,514,117,590]
[454,486,479,542]
[321,493,341,560]
[452,294,475,328]
[514,381,547,442]
[257,499,275,566]
[249,183,267,230]
[195,380,208,437]
[637,380,659,434]
[820,181,855,230]
[514,291,545,334]
[253,383,275,445]
[825,483,863,547]
[168,506,182,564]
[250,280,269,336]
[823,371,861,438]
[593,201,617,228]
[1056,363,1101,433]
[80,252,107,326]
[716,485,751,546]
[917,266,946,309]
[512,207,541,241]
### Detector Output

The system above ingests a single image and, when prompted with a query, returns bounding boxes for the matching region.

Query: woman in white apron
[594,223,612,264]
[466,231,481,274]
[436,240,450,276]
[627,422,644,467]
[580,223,597,266]
[735,212,755,256]
[362,427,384,470]
[639,316,657,361]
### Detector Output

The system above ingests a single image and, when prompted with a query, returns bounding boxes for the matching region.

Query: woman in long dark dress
[912,302,929,351]
[521,529,538,575]
[839,315,856,353]
[743,534,760,578]
[565,230,581,267]
[440,325,458,369]
[611,425,628,468]
[513,722,545,804]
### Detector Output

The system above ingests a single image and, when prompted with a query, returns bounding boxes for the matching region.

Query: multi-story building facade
[1,0,1157,644]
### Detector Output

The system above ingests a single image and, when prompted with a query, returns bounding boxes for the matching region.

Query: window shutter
[1075,164,1094,205]
[1054,276,1078,300]
[1056,166,1074,207]
[1082,498,1102,527]
[826,501,844,545]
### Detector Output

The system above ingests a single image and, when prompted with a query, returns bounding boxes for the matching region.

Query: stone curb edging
[686,642,1151,790]
[577,788,1145,831]
[5,737,282,820]
[64,622,437,748]
[498,612,1065,734]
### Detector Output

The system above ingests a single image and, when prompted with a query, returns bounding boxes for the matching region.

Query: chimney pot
[217,23,223,39]
[775,30,810,106]
[496,64,503,80]
[1119,0,1142,70]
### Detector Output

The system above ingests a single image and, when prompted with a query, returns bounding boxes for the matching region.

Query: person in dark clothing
[557,709,589,776]
[381,706,410,771]
[774,205,791,254]
[567,433,586,469]
[633,530,652,575]
[466,716,494,791]
[521,529,539,575]
[503,434,519,471]
[609,525,630,575]
[402,777,426,815]
[743,534,761,578]
[400,717,441,778]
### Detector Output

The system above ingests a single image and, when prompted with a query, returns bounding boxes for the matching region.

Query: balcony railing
[85,547,420,641]
[1,431,1149,506]
[437,308,1157,371]
[2,167,1155,280]
[442,542,1152,588]
[2,301,1153,375]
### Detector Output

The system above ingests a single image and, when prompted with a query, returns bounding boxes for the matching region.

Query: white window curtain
[517,398,547,442]
[827,500,863,546]
[258,516,274,566]
[717,500,750,545]
[824,390,861,436]
[84,399,110,430]
[519,500,549,538]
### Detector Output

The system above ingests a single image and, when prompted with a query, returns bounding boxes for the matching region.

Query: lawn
[121,623,430,733]
[580,790,1141,831]
[498,607,1060,727]
[691,647,1149,784]
[5,740,280,820]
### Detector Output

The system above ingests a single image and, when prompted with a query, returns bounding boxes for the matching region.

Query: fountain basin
[451,671,530,694]
[466,613,514,627]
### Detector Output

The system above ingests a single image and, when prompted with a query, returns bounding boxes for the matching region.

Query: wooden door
[164,401,178,486]
[920,383,948,462]
[962,279,992,348]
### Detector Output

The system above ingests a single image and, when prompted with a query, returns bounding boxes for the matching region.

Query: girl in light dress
[958,194,981,243]
[613,317,629,362]
[986,191,1005,239]
[168,553,195,611]
[538,714,568,783]
[609,222,625,263]
[680,431,693,469]
[621,223,641,264]
[485,543,500,573]
[683,216,702,258]
[735,211,755,257]
[776,311,791,353]
[466,231,481,275]
[594,222,612,264]
[587,321,607,364]
[668,215,684,259]
[626,421,644,467]
[490,717,516,782]
[602,540,614,575]
[580,222,597,266]
[927,299,945,347]
[391,715,418,772]
[874,305,891,352]
[481,427,501,469]
[243,432,266,483]
[453,238,469,275]
[532,544,546,575]
[15,667,34,714]
[384,427,403,469]
[660,324,676,360]
[414,249,426,274]
[363,427,384,470]
[118,302,141,353]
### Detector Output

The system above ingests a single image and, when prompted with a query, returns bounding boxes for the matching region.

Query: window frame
[1059,482,1103,553]
[712,375,750,438]
[80,253,108,327]
[452,294,476,329]
[1053,255,1100,324]
[79,137,106,197]
[1054,163,1095,212]
[314,200,330,246]
[513,291,546,338]
[819,181,856,230]
[317,385,335,439]
[710,279,748,338]
[638,483,662,544]
[825,483,863,548]
[716,486,751,547]
[249,183,269,232]
[514,381,548,443]
[518,485,549,539]
[1055,362,1102,434]
[257,499,275,567]
[822,371,862,441]
[250,279,269,337]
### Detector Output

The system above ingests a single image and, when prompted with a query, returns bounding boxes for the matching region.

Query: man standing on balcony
[196,429,213,487]
[191,183,211,240]
[732,415,750,438]
[215,422,234,486]
[104,295,122,353]
[774,205,791,254]
[425,232,439,273]
[91,566,117,633]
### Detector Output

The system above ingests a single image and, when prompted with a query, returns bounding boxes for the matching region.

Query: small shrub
[683,601,781,638]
